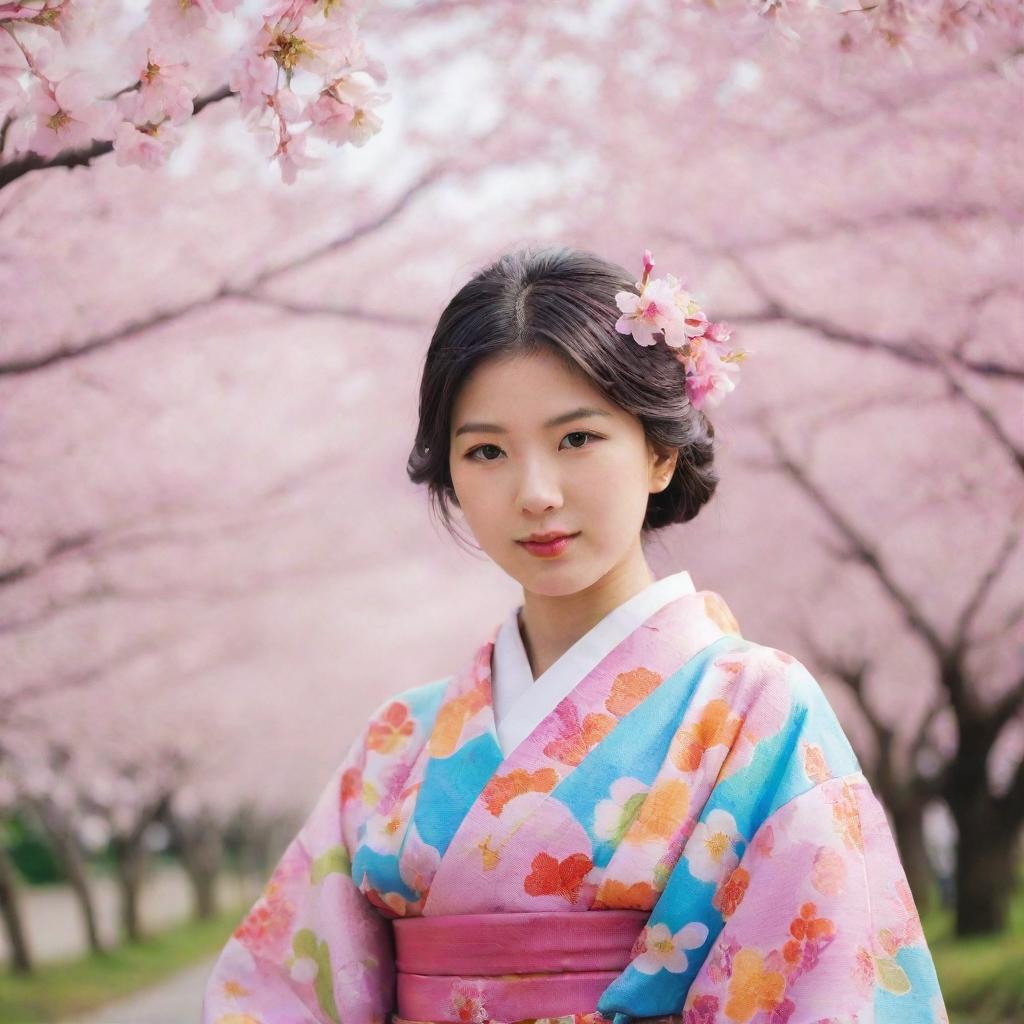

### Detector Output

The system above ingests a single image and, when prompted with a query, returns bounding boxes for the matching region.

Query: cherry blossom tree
[0,0,1021,963]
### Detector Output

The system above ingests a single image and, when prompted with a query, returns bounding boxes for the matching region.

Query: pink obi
[391,909,650,1024]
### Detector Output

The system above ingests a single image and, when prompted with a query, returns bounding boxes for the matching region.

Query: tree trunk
[953,813,1016,935]
[0,841,32,973]
[165,810,223,921]
[111,836,147,943]
[29,801,104,953]
[891,801,933,915]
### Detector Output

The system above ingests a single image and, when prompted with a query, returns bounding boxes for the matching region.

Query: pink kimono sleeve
[202,733,395,1024]
[683,773,946,1022]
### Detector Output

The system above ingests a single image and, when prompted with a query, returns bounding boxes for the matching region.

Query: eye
[465,443,505,462]
[464,430,598,462]
[560,430,600,450]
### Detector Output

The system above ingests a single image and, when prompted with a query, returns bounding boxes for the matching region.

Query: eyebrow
[454,406,612,438]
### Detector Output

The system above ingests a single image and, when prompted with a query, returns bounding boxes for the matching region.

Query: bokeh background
[1,1,1022,1021]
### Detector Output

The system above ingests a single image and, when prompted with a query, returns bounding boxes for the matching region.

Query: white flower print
[632,920,710,974]
[686,809,742,884]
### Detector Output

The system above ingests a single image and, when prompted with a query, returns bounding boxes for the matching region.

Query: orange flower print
[524,851,594,904]
[829,782,864,851]
[713,866,750,919]
[673,700,742,772]
[482,767,558,816]
[605,667,664,717]
[811,847,846,897]
[594,878,657,910]
[802,743,830,784]
[628,779,690,845]
[724,947,786,1022]
[429,681,489,758]
[367,701,415,755]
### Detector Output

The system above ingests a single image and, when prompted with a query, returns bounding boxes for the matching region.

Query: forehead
[452,348,611,421]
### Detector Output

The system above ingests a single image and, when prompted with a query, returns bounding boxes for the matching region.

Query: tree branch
[724,252,1024,383]
[762,419,951,669]
[951,525,1023,652]
[0,162,448,376]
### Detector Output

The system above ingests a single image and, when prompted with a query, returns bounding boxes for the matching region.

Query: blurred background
[0,1,1022,1021]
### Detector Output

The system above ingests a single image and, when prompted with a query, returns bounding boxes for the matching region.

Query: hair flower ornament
[614,250,749,411]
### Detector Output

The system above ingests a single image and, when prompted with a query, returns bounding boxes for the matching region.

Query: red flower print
[340,766,362,804]
[524,851,594,903]
[782,902,836,978]
[683,994,720,1024]
[713,866,750,918]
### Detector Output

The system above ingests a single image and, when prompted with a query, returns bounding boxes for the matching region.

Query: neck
[517,539,656,681]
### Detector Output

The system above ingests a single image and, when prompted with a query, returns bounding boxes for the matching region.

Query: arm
[683,773,946,1023]
[202,736,395,1024]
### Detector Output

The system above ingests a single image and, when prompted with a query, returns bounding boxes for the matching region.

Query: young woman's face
[448,347,676,597]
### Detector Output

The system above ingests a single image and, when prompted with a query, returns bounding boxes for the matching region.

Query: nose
[516,455,564,515]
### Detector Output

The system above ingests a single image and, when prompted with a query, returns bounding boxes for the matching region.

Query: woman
[202,247,946,1024]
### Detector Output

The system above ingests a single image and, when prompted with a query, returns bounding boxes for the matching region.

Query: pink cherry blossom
[614,277,686,347]
[683,346,743,412]
[16,71,114,158]
[147,0,233,35]
[308,74,387,147]
[112,117,180,169]
[275,129,320,185]
[228,49,279,114]
[123,34,195,126]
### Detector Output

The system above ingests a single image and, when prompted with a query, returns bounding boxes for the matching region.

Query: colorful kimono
[202,572,947,1024]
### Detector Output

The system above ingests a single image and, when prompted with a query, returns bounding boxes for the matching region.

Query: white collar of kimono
[491,569,696,757]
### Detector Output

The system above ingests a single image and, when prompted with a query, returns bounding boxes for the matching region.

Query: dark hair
[406,245,718,541]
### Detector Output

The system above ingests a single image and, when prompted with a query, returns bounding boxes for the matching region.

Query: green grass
[0,903,246,1024]
[924,886,1024,1024]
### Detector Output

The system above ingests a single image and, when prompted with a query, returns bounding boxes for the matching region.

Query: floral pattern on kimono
[202,589,946,1024]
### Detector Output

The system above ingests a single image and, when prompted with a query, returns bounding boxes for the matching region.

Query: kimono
[202,571,947,1024]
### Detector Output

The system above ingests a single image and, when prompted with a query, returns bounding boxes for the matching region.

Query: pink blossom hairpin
[614,250,748,411]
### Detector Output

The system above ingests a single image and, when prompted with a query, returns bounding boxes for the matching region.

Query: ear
[647,442,679,494]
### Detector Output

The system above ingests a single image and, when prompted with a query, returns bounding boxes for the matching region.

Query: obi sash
[391,910,650,1024]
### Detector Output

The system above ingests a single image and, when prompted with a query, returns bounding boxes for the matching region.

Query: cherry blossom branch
[0,84,234,189]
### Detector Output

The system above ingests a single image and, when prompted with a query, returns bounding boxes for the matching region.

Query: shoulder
[709,636,843,727]
[701,637,862,806]
[345,675,454,766]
